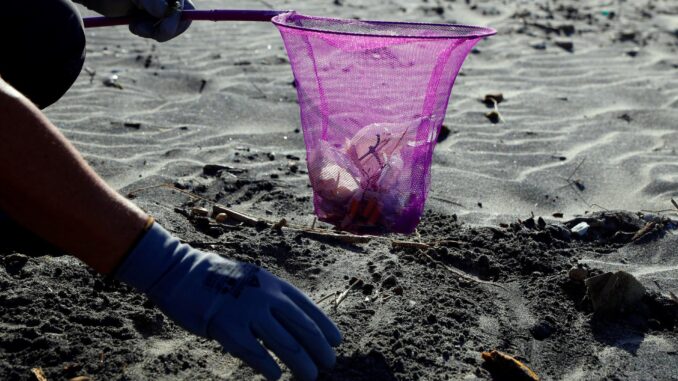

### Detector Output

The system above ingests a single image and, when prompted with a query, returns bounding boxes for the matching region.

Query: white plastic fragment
[571,222,590,237]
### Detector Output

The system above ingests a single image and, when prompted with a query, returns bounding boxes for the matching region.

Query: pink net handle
[83,9,291,28]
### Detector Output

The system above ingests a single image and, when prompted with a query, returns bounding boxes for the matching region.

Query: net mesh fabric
[274,12,491,234]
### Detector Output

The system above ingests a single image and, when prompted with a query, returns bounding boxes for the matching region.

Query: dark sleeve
[0,0,86,109]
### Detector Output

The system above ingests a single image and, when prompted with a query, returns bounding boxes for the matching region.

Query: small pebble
[103,74,122,89]
[215,213,228,223]
[555,40,574,52]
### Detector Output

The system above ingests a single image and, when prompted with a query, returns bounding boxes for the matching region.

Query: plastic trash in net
[273,12,495,234]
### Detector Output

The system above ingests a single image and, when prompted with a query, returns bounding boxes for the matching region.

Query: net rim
[271,12,496,40]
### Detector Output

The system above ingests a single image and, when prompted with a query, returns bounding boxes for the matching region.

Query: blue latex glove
[115,223,342,381]
[76,0,194,42]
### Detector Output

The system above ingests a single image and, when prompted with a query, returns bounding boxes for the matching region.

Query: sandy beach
[2,0,678,379]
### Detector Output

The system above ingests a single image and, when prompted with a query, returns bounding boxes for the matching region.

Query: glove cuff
[114,221,182,292]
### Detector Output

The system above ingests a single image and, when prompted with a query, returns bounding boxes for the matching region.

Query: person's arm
[0,77,341,381]
[0,76,148,273]
[73,0,195,42]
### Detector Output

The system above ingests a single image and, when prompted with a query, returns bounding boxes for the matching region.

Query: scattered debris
[202,164,245,176]
[585,271,646,317]
[626,48,639,57]
[558,24,575,36]
[552,212,564,218]
[334,278,363,310]
[83,67,96,84]
[103,74,122,89]
[391,240,431,250]
[571,222,589,237]
[555,40,574,52]
[272,218,287,230]
[619,113,633,122]
[530,41,547,50]
[69,377,91,381]
[62,363,82,373]
[190,207,209,217]
[618,30,637,42]
[482,93,505,123]
[437,124,451,143]
[31,368,47,381]
[123,122,141,129]
[214,213,228,223]
[481,350,540,381]
[485,110,501,123]
[483,93,504,105]
[430,195,465,207]
[565,211,676,243]
[631,221,657,243]
[212,205,260,226]
[556,158,588,205]
[300,229,373,244]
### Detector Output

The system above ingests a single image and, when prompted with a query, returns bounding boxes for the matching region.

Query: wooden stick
[301,230,373,244]
[421,252,507,290]
[334,279,363,310]
[212,205,262,226]
[392,240,431,249]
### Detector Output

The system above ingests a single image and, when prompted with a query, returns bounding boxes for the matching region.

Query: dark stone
[530,320,554,340]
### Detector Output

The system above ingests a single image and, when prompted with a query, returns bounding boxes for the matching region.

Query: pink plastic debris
[273,12,495,234]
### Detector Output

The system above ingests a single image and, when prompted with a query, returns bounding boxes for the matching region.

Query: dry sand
[2,0,678,380]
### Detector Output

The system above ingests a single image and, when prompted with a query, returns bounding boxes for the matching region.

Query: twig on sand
[555,158,596,208]
[316,292,338,305]
[333,278,363,310]
[631,221,657,242]
[392,240,431,250]
[300,230,373,244]
[430,195,465,208]
[672,198,678,211]
[486,97,506,123]
[521,19,561,34]
[212,205,260,226]
[128,184,501,292]
[567,158,587,190]
[670,291,678,305]
[391,239,464,250]
[127,184,378,242]
[420,251,508,290]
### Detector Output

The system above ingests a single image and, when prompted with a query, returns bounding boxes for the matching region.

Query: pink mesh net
[273,12,495,234]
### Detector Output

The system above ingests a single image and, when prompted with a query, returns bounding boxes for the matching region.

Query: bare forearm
[0,78,148,273]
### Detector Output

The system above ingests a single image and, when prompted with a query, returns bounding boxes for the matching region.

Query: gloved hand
[115,223,342,381]
[75,0,195,42]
